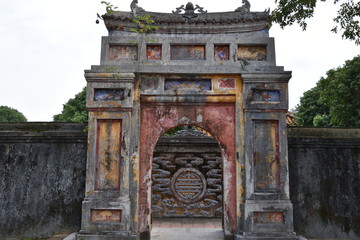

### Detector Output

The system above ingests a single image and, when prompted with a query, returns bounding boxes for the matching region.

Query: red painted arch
[139,103,237,235]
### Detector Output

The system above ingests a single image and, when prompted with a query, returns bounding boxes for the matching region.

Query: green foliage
[313,113,331,127]
[318,55,360,127]
[130,15,158,34]
[164,126,187,136]
[272,0,360,45]
[53,87,88,123]
[296,55,360,127]
[0,106,27,122]
[331,1,360,45]
[296,86,330,126]
[101,1,120,14]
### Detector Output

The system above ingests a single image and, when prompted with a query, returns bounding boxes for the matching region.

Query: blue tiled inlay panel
[254,90,281,102]
[94,89,125,101]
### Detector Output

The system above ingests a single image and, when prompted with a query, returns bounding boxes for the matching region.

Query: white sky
[0,0,359,121]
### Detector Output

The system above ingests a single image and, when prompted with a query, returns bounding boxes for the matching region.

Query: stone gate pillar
[77,72,139,239]
[237,72,297,240]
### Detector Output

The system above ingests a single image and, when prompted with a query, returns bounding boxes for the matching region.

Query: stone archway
[139,103,237,237]
[77,5,300,240]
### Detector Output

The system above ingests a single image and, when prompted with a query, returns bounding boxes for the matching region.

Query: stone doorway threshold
[151,218,223,240]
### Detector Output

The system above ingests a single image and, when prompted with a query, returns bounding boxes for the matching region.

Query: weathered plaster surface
[140,103,237,235]
[0,123,87,239]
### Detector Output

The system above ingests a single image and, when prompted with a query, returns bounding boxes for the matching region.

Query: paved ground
[151,218,223,240]
[48,219,349,240]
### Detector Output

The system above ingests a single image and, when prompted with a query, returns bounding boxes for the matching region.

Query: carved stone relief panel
[164,79,212,91]
[152,139,223,218]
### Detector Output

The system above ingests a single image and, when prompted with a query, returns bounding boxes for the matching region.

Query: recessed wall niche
[94,89,125,101]
[146,45,162,60]
[109,45,138,61]
[170,45,206,60]
[238,45,266,61]
[214,45,230,61]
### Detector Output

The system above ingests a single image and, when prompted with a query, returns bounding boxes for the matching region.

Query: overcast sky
[0,0,358,121]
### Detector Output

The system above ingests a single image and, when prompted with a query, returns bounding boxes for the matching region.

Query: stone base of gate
[236,232,304,239]
[77,233,140,240]
[236,200,304,240]
[236,234,306,240]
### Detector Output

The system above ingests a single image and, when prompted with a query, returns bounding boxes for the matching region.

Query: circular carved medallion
[171,168,207,203]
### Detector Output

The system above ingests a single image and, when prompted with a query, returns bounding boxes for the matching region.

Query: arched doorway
[151,126,223,237]
[139,103,237,238]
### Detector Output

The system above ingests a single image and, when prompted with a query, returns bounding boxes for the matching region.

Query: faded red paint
[139,103,237,234]
[253,212,284,224]
[218,78,236,89]
[91,209,122,223]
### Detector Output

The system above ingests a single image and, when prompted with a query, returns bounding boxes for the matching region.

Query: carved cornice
[103,11,270,34]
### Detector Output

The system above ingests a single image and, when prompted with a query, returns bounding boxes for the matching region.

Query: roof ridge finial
[130,0,145,13]
[173,2,208,19]
[235,0,251,14]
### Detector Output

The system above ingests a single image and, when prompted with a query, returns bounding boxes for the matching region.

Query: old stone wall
[0,123,87,239]
[288,128,360,239]
[0,124,359,239]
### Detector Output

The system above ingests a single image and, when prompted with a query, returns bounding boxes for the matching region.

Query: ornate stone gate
[77,2,300,240]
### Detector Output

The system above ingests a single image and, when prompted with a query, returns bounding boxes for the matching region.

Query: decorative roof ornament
[235,0,251,14]
[173,2,208,19]
[173,126,207,137]
[130,0,145,13]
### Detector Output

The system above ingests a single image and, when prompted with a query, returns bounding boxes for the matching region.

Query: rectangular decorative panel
[238,46,266,61]
[214,45,230,61]
[171,45,205,60]
[253,90,280,102]
[95,119,122,190]
[94,89,125,101]
[109,45,137,60]
[253,120,280,192]
[253,212,284,224]
[140,74,161,91]
[217,78,235,89]
[165,79,211,91]
[146,45,162,60]
[91,209,122,223]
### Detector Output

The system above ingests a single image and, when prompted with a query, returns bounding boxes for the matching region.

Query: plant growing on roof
[130,14,158,34]
[101,1,120,14]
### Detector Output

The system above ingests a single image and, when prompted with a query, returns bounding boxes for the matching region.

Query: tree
[53,87,88,122]
[272,0,360,45]
[0,106,27,122]
[295,86,330,126]
[296,55,360,127]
